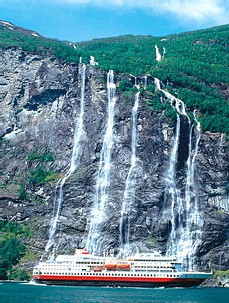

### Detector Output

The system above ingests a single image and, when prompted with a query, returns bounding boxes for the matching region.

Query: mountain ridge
[0,22,228,282]
[1,21,228,135]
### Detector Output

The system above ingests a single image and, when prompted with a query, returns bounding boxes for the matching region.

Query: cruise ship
[32,249,212,288]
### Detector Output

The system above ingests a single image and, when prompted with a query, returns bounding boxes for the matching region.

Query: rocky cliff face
[1,48,228,271]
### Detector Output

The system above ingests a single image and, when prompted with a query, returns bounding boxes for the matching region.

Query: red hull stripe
[34,275,204,283]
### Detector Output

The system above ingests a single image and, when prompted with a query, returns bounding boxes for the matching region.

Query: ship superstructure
[32,249,211,288]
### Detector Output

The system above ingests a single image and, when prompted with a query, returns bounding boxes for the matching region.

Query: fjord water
[1,283,229,303]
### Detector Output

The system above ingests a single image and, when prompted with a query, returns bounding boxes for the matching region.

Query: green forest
[0,220,31,280]
[0,22,228,135]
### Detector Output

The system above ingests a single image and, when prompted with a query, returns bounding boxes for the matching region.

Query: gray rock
[1,48,228,272]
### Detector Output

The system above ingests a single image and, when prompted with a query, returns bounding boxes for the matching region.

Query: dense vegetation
[0,220,31,280]
[27,149,58,187]
[0,21,228,134]
[0,21,80,62]
[76,26,229,135]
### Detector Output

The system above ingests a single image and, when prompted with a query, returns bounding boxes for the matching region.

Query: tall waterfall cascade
[182,113,202,270]
[162,47,166,59]
[154,77,161,91]
[155,45,162,61]
[86,70,116,255]
[165,111,183,258]
[45,64,86,255]
[154,78,202,269]
[2,46,228,274]
[119,92,140,256]
[155,45,166,61]
[144,76,147,88]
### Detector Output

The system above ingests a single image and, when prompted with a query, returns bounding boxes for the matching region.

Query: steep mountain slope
[1,21,228,135]
[0,22,228,280]
[0,20,80,62]
[76,25,229,134]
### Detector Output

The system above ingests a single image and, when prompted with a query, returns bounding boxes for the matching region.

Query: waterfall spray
[165,113,182,257]
[188,113,202,269]
[86,70,116,255]
[144,76,147,88]
[154,78,202,268]
[119,92,140,256]
[45,64,86,255]
[155,45,162,61]
[173,114,202,269]
[154,78,161,91]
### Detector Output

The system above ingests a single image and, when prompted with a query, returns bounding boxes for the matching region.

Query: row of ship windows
[39,268,174,272]
[55,262,171,265]
[131,259,175,262]
[39,268,174,273]
[134,265,172,268]
[50,262,104,266]
[74,262,104,265]
[36,272,178,278]
[45,264,172,268]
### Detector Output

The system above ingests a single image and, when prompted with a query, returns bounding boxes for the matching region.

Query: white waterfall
[162,47,166,59]
[131,75,140,90]
[173,120,193,266]
[86,70,116,255]
[188,115,202,269]
[155,45,162,61]
[175,114,202,270]
[153,80,185,250]
[119,92,140,256]
[165,113,183,257]
[45,64,86,254]
[154,78,188,117]
[162,86,202,268]
[161,89,188,116]
[155,79,203,267]
[144,76,147,88]
[154,77,161,90]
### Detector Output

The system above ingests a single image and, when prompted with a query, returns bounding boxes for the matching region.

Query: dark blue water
[0,282,229,303]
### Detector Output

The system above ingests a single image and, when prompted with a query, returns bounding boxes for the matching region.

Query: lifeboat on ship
[117,263,131,270]
[92,266,103,272]
[104,263,117,270]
